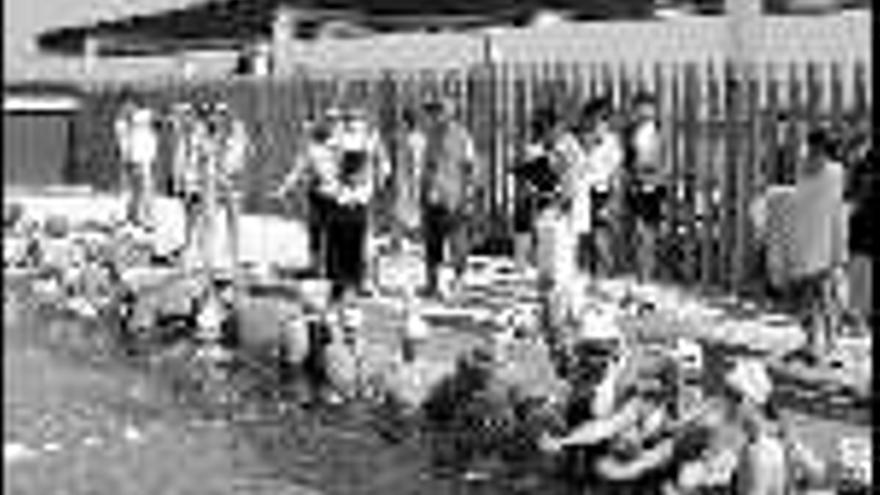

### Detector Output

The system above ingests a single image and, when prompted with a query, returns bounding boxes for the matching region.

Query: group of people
[106,90,870,493]
[114,97,250,276]
[538,335,830,495]
[513,92,666,287]
[754,119,876,365]
[274,98,480,302]
[113,88,873,369]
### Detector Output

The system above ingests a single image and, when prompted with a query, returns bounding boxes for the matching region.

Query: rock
[3,237,30,267]
[236,296,310,364]
[4,442,39,464]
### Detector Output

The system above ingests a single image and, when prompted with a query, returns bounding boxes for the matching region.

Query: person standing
[392,106,428,253]
[623,93,666,284]
[789,127,847,365]
[844,129,877,332]
[324,107,386,300]
[518,106,587,376]
[115,101,159,230]
[202,102,249,282]
[168,102,205,262]
[419,98,480,299]
[274,116,340,276]
[575,98,625,278]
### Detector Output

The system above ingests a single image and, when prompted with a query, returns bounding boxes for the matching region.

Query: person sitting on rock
[541,348,686,494]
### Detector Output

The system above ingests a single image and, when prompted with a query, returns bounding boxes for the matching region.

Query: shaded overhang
[36,0,663,56]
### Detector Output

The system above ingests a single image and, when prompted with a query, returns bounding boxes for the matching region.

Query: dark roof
[36,0,663,56]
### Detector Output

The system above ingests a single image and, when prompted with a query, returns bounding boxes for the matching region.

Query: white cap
[672,338,703,371]
[577,306,623,343]
[341,306,364,329]
[131,108,153,124]
[725,358,773,406]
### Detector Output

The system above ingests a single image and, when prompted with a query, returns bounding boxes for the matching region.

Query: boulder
[236,296,310,365]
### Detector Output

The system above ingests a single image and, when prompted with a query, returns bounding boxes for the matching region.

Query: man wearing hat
[419,97,479,298]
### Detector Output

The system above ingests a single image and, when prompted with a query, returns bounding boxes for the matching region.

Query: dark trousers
[584,190,619,276]
[423,203,469,292]
[308,192,332,276]
[626,186,667,282]
[325,202,368,298]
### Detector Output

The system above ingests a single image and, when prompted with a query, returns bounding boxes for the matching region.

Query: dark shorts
[513,197,534,233]
[628,186,666,225]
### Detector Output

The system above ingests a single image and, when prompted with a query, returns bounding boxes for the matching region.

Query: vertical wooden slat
[805,62,822,126]
[738,63,761,295]
[497,63,511,236]
[668,63,683,280]
[828,62,844,125]
[763,63,780,186]
[852,61,868,120]
[681,63,700,285]
[719,62,740,291]
[785,63,803,184]
[701,62,722,291]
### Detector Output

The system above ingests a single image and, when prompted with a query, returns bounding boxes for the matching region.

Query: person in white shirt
[325,107,390,300]
[202,102,249,281]
[115,102,159,230]
[274,117,340,276]
[516,106,588,376]
[575,98,624,278]
[788,127,847,365]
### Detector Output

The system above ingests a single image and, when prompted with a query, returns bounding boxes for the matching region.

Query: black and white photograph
[2,0,874,493]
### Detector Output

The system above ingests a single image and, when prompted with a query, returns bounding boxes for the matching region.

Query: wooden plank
[720,62,741,292]
[852,62,868,119]
[805,62,822,125]
[785,63,803,185]
[828,62,844,125]
[738,62,761,296]
[681,63,700,286]
[763,63,782,186]
[701,62,722,291]
[497,63,511,236]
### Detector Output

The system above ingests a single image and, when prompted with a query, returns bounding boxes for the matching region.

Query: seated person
[541,349,687,494]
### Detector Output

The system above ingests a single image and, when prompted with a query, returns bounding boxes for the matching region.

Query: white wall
[276,12,871,72]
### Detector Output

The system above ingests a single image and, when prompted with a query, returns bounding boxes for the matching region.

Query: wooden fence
[70,60,871,296]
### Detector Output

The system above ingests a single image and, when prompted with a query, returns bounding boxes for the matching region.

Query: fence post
[681,63,700,286]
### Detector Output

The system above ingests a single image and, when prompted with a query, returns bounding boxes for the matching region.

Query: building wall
[3,112,72,187]
[276,12,871,73]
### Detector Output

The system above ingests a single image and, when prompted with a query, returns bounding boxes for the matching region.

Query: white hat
[131,108,153,124]
[725,358,773,406]
[325,107,343,119]
[577,306,623,343]
[672,338,704,371]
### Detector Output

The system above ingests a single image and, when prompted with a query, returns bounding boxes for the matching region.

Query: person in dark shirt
[842,128,877,331]
[622,93,667,283]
